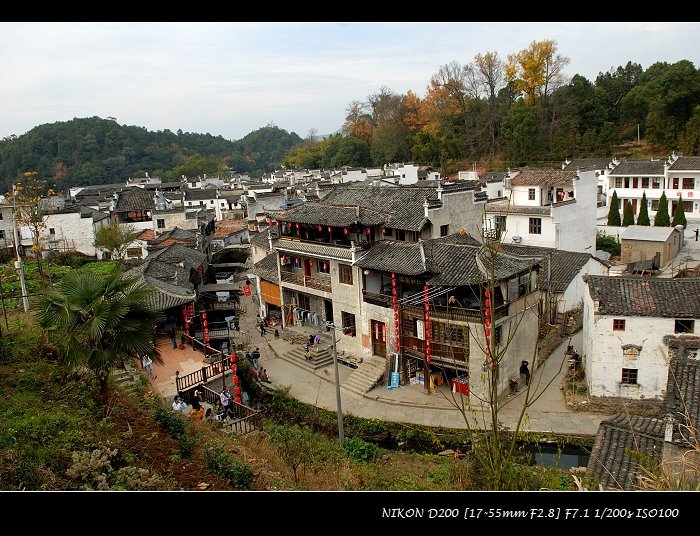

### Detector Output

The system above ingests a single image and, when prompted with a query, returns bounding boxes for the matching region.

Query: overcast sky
[1,22,698,141]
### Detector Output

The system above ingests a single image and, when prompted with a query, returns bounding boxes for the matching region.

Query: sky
[1,22,699,141]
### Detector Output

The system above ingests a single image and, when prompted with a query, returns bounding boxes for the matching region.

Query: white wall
[42,212,105,257]
[558,257,608,312]
[511,185,542,206]
[500,212,556,248]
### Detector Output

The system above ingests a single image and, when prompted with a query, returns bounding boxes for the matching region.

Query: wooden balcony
[402,302,509,322]
[280,271,332,292]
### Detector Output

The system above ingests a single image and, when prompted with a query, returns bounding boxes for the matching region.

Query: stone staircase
[342,355,387,396]
[280,344,334,372]
[111,363,142,387]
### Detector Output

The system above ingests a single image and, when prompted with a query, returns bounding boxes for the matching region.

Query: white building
[486,168,598,253]
[41,205,112,258]
[583,275,700,400]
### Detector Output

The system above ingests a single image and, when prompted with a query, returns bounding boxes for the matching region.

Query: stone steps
[280,345,334,372]
[343,355,387,395]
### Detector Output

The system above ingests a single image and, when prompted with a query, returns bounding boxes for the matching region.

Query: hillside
[0,117,303,193]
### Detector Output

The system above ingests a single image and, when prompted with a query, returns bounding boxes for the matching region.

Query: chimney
[436,184,443,201]
[423,198,429,218]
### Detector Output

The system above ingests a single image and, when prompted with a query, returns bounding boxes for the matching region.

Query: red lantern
[233,375,239,385]
[485,309,491,318]
[229,354,237,363]
[204,328,209,335]
[203,320,208,328]
[234,386,241,395]
[365,227,370,235]
[296,222,300,229]
[485,288,490,298]
[323,262,328,271]
[391,279,396,287]
[309,259,313,267]
[344,228,348,235]
[392,296,398,304]
[382,227,386,235]
[484,298,491,308]
[327,226,332,233]
[424,285,429,292]
[317,224,322,231]
[426,356,431,364]
[231,364,237,373]
[201,312,207,320]
[485,327,491,337]
[234,396,241,404]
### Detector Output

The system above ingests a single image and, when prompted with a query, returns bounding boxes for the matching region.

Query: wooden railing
[175,355,231,392]
[363,291,392,307]
[280,271,332,292]
[402,303,509,322]
[197,385,262,434]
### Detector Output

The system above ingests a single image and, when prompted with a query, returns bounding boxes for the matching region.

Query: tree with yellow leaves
[505,39,570,107]
[13,171,49,278]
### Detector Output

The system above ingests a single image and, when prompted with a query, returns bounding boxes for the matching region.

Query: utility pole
[328,323,345,447]
[12,184,29,313]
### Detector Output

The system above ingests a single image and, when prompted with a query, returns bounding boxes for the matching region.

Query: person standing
[220,387,232,416]
[259,321,266,336]
[251,347,261,370]
[190,399,205,421]
[170,326,177,349]
[172,395,187,412]
[695,228,698,241]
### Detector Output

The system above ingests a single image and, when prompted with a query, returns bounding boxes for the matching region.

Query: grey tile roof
[485,199,551,215]
[480,172,508,182]
[586,276,700,318]
[666,347,700,445]
[252,253,279,283]
[587,413,664,490]
[562,158,614,171]
[279,203,386,227]
[123,262,196,311]
[249,227,279,249]
[320,186,446,231]
[356,240,429,275]
[668,156,700,171]
[184,189,218,201]
[275,238,354,261]
[149,227,198,247]
[143,276,196,310]
[357,236,540,284]
[510,169,578,187]
[609,160,665,176]
[148,243,207,272]
[92,210,111,223]
[500,245,596,292]
[114,188,155,211]
[163,192,183,201]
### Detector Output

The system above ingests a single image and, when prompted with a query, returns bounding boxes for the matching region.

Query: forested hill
[0,117,304,193]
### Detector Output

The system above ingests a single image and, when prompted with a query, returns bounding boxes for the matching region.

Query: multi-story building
[485,168,598,252]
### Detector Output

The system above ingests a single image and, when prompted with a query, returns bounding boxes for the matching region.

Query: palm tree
[34,267,164,406]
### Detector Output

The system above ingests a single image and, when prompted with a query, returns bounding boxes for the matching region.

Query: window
[672,178,679,189]
[651,200,659,211]
[683,177,695,190]
[396,229,406,241]
[621,368,638,385]
[0,212,3,220]
[49,228,55,237]
[339,263,353,284]
[317,259,330,274]
[528,188,536,200]
[440,224,449,237]
[341,311,356,337]
[383,228,394,238]
[292,257,302,270]
[641,178,649,189]
[652,178,661,189]
[126,247,142,259]
[528,217,542,234]
[0,230,5,240]
[157,219,165,229]
[615,178,623,188]
[613,319,626,331]
[632,178,638,189]
[675,319,695,333]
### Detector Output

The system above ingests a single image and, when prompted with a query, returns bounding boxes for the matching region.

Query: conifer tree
[622,200,635,226]
[672,194,688,229]
[607,190,621,226]
[654,192,671,226]
[637,191,651,226]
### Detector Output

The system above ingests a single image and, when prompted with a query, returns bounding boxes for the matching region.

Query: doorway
[371,319,387,357]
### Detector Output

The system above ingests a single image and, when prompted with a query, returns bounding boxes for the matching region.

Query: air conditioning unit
[512,236,522,243]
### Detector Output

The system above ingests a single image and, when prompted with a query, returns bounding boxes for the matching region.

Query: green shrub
[343,436,378,463]
[596,231,621,256]
[203,445,254,490]
[154,406,187,439]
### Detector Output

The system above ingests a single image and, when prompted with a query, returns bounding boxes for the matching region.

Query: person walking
[519,360,530,386]
[695,228,698,241]
[251,347,261,370]
[141,354,156,379]
[259,321,266,336]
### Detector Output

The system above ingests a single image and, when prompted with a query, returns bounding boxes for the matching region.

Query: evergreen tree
[607,190,621,226]
[672,195,688,229]
[654,192,671,226]
[637,191,651,225]
[622,200,635,226]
